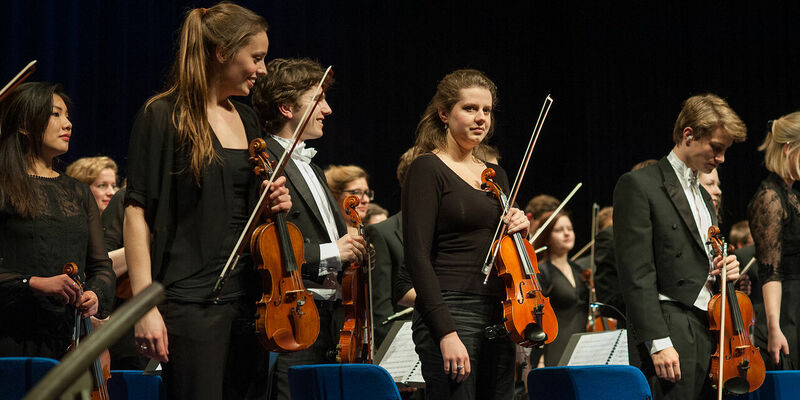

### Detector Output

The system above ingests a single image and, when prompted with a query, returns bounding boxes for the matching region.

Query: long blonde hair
[411,69,498,160]
[147,2,267,184]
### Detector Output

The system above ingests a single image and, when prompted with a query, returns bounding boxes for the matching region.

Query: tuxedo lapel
[311,164,348,236]
[391,212,403,244]
[658,158,707,252]
[265,137,327,231]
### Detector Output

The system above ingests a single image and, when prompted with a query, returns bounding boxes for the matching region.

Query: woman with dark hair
[532,211,589,366]
[0,82,115,358]
[402,69,529,399]
[123,3,291,398]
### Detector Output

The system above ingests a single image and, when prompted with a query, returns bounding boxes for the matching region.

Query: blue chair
[743,370,800,400]
[288,364,401,400]
[0,357,59,400]
[528,365,652,400]
[107,370,165,400]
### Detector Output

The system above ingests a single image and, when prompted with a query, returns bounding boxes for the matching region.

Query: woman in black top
[748,111,800,370]
[0,82,114,358]
[532,211,589,366]
[124,4,290,399]
[402,69,529,399]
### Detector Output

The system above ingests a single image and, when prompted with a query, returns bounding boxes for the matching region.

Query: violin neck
[273,213,300,273]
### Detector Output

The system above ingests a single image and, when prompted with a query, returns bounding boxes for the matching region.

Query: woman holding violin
[124,4,291,399]
[531,211,589,366]
[403,69,529,399]
[0,82,115,358]
[748,111,800,370]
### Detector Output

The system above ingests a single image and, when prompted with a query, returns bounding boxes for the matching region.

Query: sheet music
[563,329,628,366]
[376,321,424,385]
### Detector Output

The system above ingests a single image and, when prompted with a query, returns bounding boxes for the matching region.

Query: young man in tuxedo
[613,94,746,399]
[252,58,367,400]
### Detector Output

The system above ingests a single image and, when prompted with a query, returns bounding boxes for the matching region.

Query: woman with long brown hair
[123,3,290,398]
[0,82,115,358]
[402,69,529,399]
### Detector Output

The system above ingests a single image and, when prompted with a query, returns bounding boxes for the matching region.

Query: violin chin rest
[523,323,547,345]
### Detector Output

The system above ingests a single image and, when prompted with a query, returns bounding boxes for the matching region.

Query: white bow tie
[291,144,317,164]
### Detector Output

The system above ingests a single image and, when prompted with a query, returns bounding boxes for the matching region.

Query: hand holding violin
[711,254,740,281]
[262,176,292,215]
[337,234,367,264]
[29,274,83,305]
[79,290,99,318]
[504,207,530,236]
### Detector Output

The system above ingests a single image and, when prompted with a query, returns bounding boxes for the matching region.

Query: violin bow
[717,240,729,400]
[0,60,37,103]
[529,182,582,243]
[589,203,599,271]
[213,66,334,299]
[481,95,553,278]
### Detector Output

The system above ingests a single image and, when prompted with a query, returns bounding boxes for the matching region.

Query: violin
[707,226,765,396]
[62,262,111,400]
[336,195,374,363]
[249,139,319,352]
[581,269,617,332]
[583,203,617,332]
[481,169,558,347]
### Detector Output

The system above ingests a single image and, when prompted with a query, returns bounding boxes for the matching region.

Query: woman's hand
[262,176,292,215]
[768,326,790,365]
[29,274,83,305]
[505,207,530,237]
[439,332,470,382]
[135,307,169,362]
[79,290,99,318]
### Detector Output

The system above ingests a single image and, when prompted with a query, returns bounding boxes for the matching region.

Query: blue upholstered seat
[0,357,59,400]
[528,365,652,400]
[288,364,401,400]
[107,370,165,400]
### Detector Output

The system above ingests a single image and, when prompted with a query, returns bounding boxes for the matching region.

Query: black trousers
[159,299,269,400]
[412,292,516,400]
[269,299,344,400]
[631,301,714,400]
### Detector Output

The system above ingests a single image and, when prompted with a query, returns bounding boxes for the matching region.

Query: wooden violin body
[249,138,320,352]
[336,195,374,363]
[707,226,765,395]
[63,262,111,400]
[482,168,558,347]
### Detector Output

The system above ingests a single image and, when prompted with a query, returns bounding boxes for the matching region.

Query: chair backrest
[528,365,652,400]
[747,370,800,400]
[289,364,401,400]
[107,370,165,400]
[0,357,60,400]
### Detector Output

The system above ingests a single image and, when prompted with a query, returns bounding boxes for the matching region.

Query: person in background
[524,194,559,227]
[325,164,373,228]
[365,203,389,226]
[532,211,589,366]
[66,156,119,214]
[699,167,722,219]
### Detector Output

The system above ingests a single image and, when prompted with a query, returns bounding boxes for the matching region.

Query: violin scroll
[343,195,362,227]
[481,168,503,201]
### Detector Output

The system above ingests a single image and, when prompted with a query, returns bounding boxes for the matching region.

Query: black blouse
[125,96,263,302]
[748,173,800,283]
[402,153,509,341]
[0,174,115,349]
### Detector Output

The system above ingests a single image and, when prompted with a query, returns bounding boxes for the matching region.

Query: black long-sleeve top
[0,175,115,352]
[125,96,263,303]
[402,153,508,341]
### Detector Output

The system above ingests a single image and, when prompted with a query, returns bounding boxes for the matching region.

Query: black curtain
[3,1,800,248]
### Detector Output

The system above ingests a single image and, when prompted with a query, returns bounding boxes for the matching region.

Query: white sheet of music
[375,321,424,386]
[563,329,628,366]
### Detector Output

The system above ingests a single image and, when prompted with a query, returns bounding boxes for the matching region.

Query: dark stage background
[3,1,800,250]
